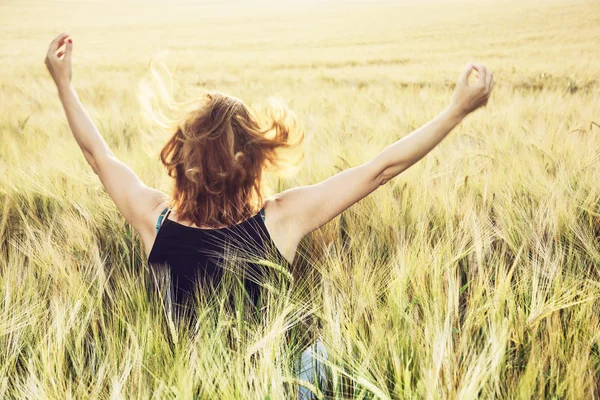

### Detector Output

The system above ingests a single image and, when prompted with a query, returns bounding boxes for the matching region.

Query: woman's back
[147,205,290,317]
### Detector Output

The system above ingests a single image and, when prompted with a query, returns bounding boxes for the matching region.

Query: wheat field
[1,0,599,398]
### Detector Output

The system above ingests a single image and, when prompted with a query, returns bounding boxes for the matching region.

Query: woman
[45,32,493,396]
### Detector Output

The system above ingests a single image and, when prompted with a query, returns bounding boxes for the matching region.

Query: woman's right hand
[450,62,494,118]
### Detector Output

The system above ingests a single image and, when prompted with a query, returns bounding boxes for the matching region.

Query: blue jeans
[294,337,331,399]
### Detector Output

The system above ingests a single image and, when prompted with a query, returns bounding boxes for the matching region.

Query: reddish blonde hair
[159,90,303,228]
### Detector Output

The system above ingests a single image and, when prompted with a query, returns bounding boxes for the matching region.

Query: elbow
[369,156,409,187]
[90,162,100,175]
[89,160,100,176]
[365,159,388,187]
[377,170,391,186]
[83,150,100,175]
[376,163,408,186]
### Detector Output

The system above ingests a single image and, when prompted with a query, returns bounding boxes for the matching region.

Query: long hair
[140,57,304,227]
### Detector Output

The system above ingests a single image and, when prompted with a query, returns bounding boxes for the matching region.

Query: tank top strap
[156,207,171,233]
[259,207,265,222]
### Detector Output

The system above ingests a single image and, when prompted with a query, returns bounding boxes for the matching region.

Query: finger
[57,50,65,58]
[458,61,473,85]
[64,37,73,63]
[484,65,492,89]
[57,35,70,50]
[48,32,70,52]
[474,63,487,87]
[473,63,487,87]
[53,32,70,45]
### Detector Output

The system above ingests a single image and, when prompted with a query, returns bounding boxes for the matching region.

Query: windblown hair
[159,90,304,228]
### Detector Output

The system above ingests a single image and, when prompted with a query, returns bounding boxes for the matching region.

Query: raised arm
[272,61,494,240]
[45,33,167,244]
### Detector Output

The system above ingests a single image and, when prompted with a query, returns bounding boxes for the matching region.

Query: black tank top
[147,206,290,319]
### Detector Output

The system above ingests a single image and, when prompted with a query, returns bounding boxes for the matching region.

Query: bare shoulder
[262,194,284,221]
[262,191,301,231]
[262,193,290,234]
[262,194,302,264]
[259,162,383,240]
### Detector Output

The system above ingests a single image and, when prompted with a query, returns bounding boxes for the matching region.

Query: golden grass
[1,0,599,398]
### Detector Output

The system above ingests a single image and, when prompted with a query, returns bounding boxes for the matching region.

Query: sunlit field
[1,0,599,398]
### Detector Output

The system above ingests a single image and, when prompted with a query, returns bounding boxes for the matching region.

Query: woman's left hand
[45,32,73,90]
